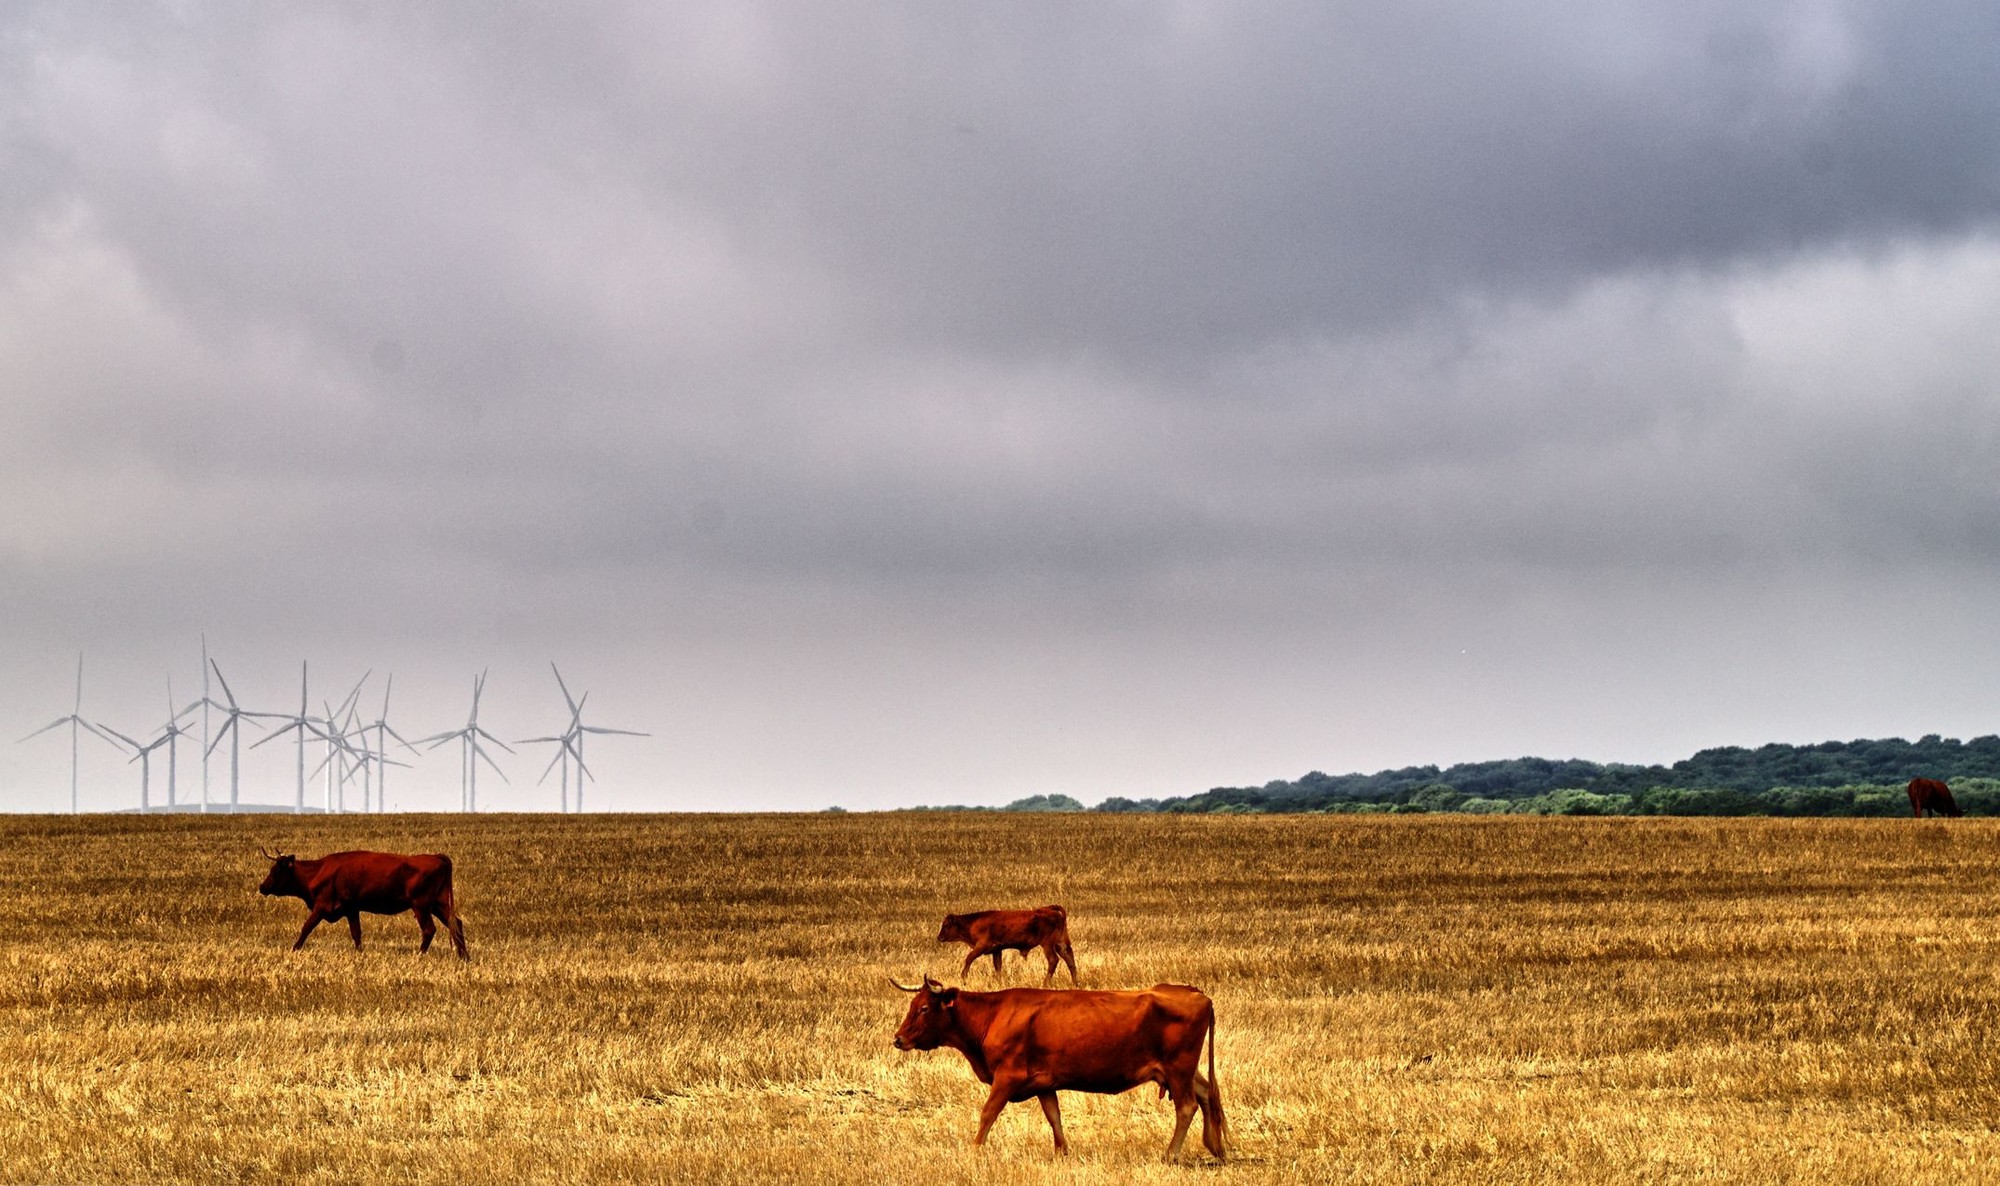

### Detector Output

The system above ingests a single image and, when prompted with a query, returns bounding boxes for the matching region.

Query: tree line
[900,735,2000,816]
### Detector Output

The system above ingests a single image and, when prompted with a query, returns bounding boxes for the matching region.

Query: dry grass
[3,813,1999,1184]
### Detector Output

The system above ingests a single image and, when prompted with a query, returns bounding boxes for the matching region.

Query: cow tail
[436,855,459,915]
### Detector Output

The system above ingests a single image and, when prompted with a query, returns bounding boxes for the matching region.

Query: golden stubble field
[3,812,1999,1185]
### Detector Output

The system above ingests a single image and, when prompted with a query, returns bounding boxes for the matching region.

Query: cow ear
[939,988,958,1006]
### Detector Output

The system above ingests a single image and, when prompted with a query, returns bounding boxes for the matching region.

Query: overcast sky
[6,3,2000,813]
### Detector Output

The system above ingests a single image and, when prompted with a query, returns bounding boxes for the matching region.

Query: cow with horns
[258,847,469,960]
[890,976,1226,1160]
[937,905,1079,986]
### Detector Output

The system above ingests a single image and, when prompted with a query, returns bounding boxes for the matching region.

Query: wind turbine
[548,663,649,813]
[518,702,581,813]
[98,727,166,811]
[204,659,274,813]
[97,724,170,812]
[415,670,512,812]
[250,662,331,814]
[307,674,371,813]
[18,653,119,813]
[99,682,199,813]
[352,675,417,812]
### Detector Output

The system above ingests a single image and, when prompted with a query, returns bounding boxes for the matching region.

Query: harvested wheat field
[3,812,1999,1184]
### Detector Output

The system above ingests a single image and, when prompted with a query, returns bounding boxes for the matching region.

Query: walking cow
[258,848,469,959]
[938,905,1079,986]
[891,976,1226,1160]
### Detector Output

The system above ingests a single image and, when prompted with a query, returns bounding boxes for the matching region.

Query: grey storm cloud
[6,2,2000,811]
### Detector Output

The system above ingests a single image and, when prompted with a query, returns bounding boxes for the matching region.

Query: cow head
[891,976,957,1050]
[258,849,302,897]
[936,914,969,943]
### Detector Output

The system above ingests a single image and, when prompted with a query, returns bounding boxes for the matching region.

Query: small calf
[938,905,1078,986]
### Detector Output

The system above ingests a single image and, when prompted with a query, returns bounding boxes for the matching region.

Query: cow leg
[1041,944,1058,987]
[292,907,328,951]
[973,1083,1012,1146]
[991,950,1004,977]
[415,909,437,954]
[961,947,984,978]
[346,911,363,951]
[1060,942,1079,985]
[1164,1085,1200,1159]
[1038,1093,1068,1155]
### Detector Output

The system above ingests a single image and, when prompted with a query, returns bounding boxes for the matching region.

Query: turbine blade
[473,743,510,783]
[582,726,650,737]
[551,663,578,714]
[339,671,370,717]
[204,718,237,758]
[18,718,69,742]
[79,720,122,748]
[98,725,141,750]
[247,721,302,750]
[210,660,238,709]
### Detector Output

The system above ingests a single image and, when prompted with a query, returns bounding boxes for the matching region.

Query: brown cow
[258,848,468,959]
[891,976,1225,1160]
[938,905,1079,986]
[1908,778,1963,819]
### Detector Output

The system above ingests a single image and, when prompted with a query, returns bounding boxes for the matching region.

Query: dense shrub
[1002,794,1085,812]
[1513,789,1634,816]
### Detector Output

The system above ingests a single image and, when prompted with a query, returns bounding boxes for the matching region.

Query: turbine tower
[172,635,231,813]
[415,670,511,812]
[18,653,118,813]
[159,679,198,811]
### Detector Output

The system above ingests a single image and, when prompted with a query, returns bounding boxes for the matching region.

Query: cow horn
[258,845,274,860]
[890,977,925,992]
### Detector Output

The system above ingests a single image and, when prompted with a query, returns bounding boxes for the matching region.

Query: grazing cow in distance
[1908,778,1963,819]
[938,905,1078,986]
[258,848,468,959]
[891,976,1226,1160]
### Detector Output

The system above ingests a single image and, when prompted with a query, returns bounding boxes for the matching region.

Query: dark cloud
[6,4,2000,811]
